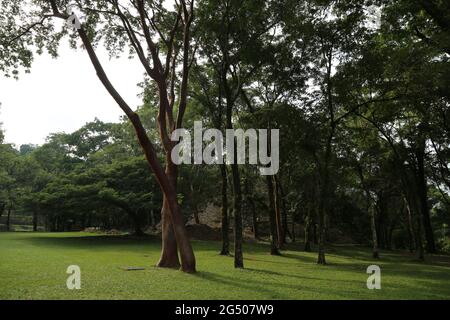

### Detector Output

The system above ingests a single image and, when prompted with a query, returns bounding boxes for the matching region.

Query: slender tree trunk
[131,211,144,237]
[317,135,333,265]
[193,207,200,224]
[224,73,243,267]
[404,197,416,253]
[313,222,318,245]
[247,192,258,240]
[304,209,312,252]
[291,216,296,243]
[33,210,38,232]
[267,176,281,255]
[273,176,284,249]
[149,208,156,230]
[190,184,200,224]
[370,205,379,259]
[276,176,290,243]
[219,164,230,255]
[6,207,11,231]
[415,144,436,253]
[231,162,244,268]
[0,202,5,220]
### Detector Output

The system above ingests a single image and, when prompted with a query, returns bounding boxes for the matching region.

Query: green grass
[1,232,450,300]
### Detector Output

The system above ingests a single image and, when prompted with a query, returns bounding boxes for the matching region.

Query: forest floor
[1,232,450,300]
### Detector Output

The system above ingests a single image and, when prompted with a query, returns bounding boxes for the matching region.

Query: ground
[1,232,450,300]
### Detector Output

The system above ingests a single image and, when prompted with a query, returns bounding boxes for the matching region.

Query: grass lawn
[1,232,450,300]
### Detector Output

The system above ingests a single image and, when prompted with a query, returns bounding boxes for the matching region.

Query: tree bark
[404,197,416,253]
[6,207,11,231]
[304,209,312,252]
[157,161,182,269]
[370,204,379,259]
[266,176,281,255]
[249,196,258,240]
[415,143,436,253]
[273,176,284,249]
[219,164,230,255]
[231,162,244,268]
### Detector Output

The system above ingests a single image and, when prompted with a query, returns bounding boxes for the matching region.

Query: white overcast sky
[0,42,144,147]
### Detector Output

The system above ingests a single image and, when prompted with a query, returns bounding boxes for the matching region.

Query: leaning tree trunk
[219,164,230,255]
[266,176,281,255]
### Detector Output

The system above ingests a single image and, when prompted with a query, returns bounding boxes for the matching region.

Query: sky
[0,42,144,147]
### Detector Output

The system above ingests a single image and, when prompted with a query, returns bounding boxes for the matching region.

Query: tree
[2,0,196,272]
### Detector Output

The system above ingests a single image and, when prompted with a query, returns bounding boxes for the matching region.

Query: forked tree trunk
[157,161,182,269]
[219,164,230,255]
[75,8,194,273]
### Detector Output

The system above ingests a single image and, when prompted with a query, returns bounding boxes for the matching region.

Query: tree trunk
[266,176,281,255]
[219,164,230,255]
[415,144,436,253]
[157,161,182,269]
[6,207,11,231]
[304,209,312,252]
[149,208,156,230]
[276,176,290,243]
[231,162,244,268]
[249,196,258,240]
[131,211,144,237]
[190,183,200,224]
[273,176,284,249]
[75,26,195,273]
[0,202,5,220]
[291,217,296,243]
[193,208,200,224]
[404,197,416,253]
[415,205,425,261]
[33,210,38,232]
[370,205,379,259]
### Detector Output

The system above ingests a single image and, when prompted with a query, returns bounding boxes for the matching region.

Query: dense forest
[1,0,449,274]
